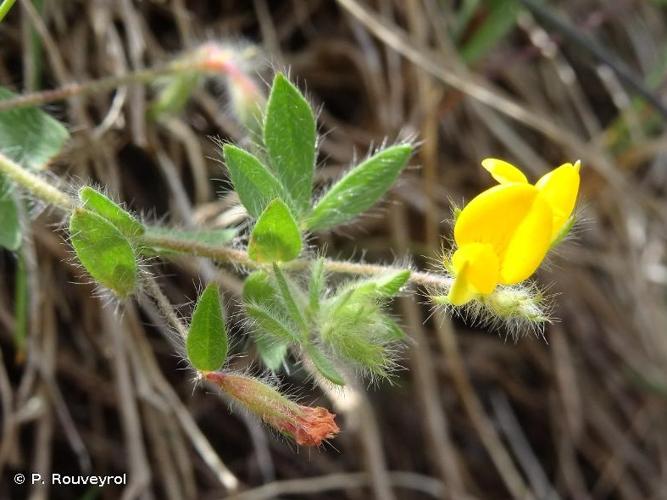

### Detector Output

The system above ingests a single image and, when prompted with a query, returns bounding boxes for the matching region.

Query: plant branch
[0,151,73,210]
[0,156,452,291]
[138,233,452,291]
[0,60,196,112]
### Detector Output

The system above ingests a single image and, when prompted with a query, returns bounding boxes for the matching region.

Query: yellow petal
[535,163,580,239]
[455,183,542,259]
[452,243,499,294]
[499,194,552,284]
[481,158,528,184]
[446,261,477,306]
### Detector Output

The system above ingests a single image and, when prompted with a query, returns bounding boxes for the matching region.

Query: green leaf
[375,270,411,297]
[308,258,325,316]
[305,344,345,386]
[382,317,407,341]
[187,284,228,371]
[306,144,413,231]
[69,208,137,297]
[255,336,288,372]
[243,270,276,304]
[243,271,291,370]
[459,0,519,64]
[248,199,302,263]
[263,74,316,213]
[222,144,289,217]
[245,303,300,344]
[0,175,21,250]
[272,264,307,333]
[79,187,144,237]
[0,86,69,170]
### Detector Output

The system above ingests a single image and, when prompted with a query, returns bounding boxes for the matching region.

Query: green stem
[0,151,73,210]
[0,60,195,112]
[138,233,451,290]
[0,0,16,22]
[0,150,451,291]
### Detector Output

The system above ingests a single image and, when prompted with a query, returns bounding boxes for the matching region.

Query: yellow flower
[446,159,580,306]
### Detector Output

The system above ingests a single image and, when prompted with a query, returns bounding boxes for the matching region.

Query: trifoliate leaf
[263,74,315,213]
[187,284,228,371]
[69,208,137,297]
[248,199,302,263]
[306,144,413,231]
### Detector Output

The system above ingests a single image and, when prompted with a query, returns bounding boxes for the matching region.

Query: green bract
[186,284,228,372]
[248,199,302,263]
[263,74,316,214]
[69,208,138,297]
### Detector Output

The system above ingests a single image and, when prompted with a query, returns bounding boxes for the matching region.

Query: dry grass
[1,1,667,499]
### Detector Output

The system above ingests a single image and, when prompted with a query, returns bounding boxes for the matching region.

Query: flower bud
[205,372,339,446]
[195,42,265,133]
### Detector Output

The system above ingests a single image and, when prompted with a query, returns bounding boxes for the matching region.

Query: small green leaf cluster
[223,73,413,264]
[243,260,410,384]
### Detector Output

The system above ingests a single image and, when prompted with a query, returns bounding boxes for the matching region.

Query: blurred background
[1,0,667,499]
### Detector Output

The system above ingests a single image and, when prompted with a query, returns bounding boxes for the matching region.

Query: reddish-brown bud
[205,372,339,446]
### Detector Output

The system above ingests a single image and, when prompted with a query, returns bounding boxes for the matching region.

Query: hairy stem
[1,152,451,291]
[0,151,73,210]
[138,233,452,290]
[0,60,196,112]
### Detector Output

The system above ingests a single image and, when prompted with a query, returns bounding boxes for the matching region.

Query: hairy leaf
[0,176,21,250]
[69,208,137,297]
[79,187,144,237]
[0,86,69,170]
[248,199,302,263]
[187,284,228,371]
[255,336,288,372]
[223,144,288,217]
[305,344,346,386]
[375,270,411,296]
[263,74,315,213]
[307,144,413,231]
[308,258,326,316]
[272,264,306,333]
[245,303,300,344]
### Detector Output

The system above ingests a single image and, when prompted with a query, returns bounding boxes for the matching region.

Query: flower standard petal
[535,162,580,240]
[499,194,552,284]
[481,158,528,184]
